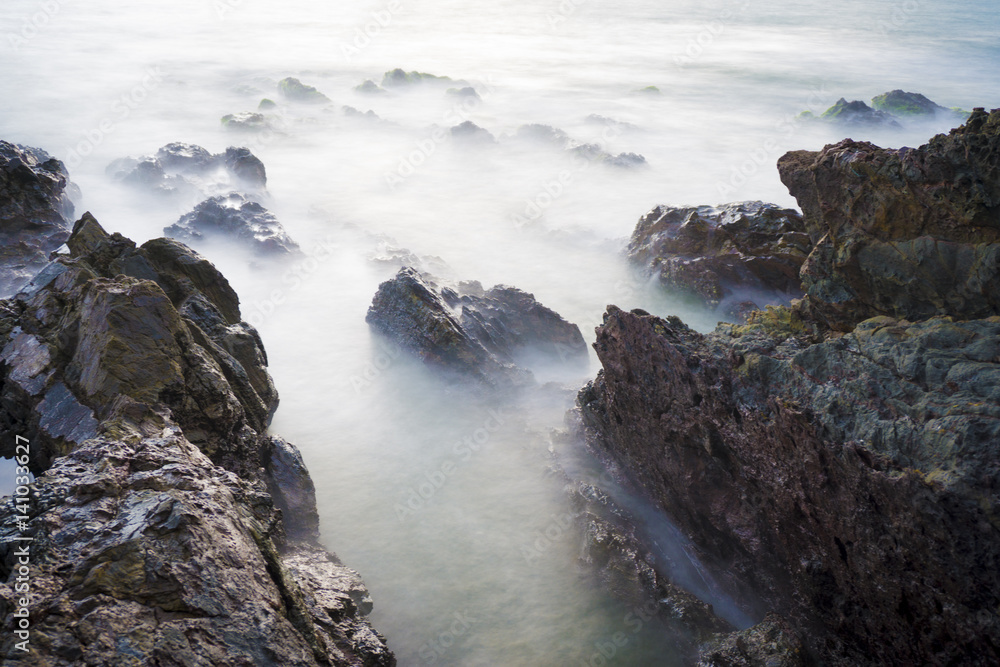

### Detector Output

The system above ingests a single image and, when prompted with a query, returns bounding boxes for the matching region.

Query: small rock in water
[451,121,496,144]
[166,193,299,256]
[277,76,331,103]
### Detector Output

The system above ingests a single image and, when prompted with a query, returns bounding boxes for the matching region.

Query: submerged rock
[354,79,386,95]
[818,98,902,128]
[278,76,331,104]
[107,142,267,198]
[166,193,299,256]
[0,141,75,296]
[221,111,272,131]
[516,124,647,167]
[380,68,459,88]
[365,267,587,391]
[778,107,1000,331]
[0,213,393,664]
[451,121,496,144]
[627,201,810,313]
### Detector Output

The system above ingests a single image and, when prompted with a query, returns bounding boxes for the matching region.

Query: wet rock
[778,108,1000,330]
[698,614,807,667]
[516,124,646,167]
[579,303,1000,664]
[570,143,647,168]
[354,80,386,95]
[221,111,272,131]
[166,193,299,256]
[627,201,810,309]
[0,213,393,665]
[380,68,460,88]
[258,97,278,110]
[365,267,587,391]
[0,141,75,296]
[446,86,480,100]
[107,143,268,198]
[278,77,331,104]
[343,106,383,122]
[451,121,496,144]
[818,98,902,128]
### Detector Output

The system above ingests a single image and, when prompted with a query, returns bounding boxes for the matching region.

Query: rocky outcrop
[627,201,810,314]
[515,124,646,168]
[778,107,1000,331]
[380,69,459,88]
[0,214,393,665]
[278,77,331,104]
[578,110,1000,665]
[0,142,75,297]
[166,193,300,256]
[107,143,267,198]
[817,98,902,128]
[366,268,587,391]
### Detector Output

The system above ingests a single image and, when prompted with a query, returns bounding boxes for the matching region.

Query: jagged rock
[166,193,299,256]
[354,80,386,95]
[578,303,1000,665]
[698,614,807,666]
[570,143,647,168]
[380,69,458,88]
[107,143,267,198]
[515,124,646,167]
[778,108,1000,331]
[278,77,331,104]
[0,141,75,296]
[516,124,572,148]
[0,213,393,664]
[627,201,810,311]
[221,111,274,132]
[342,106,382,122]
[817,98,902,128]
[365,267,587,391]
[451,121,496,144]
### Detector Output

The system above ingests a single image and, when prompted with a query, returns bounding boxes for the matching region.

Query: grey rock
[166,193,299,256]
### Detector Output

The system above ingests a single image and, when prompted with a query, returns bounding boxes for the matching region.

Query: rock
[259,97,278,110]
[698,614,807,667]
[278,77,331,104]
[446,86,480,100]
[0,141,75,296]
[107,143,268,198]
[516,124,646,166]
[451,121,496,144]
[166,193,299,256]
[818,98,902,128]
[221,111,272,131]
[584,114,639,131]
[627,201,810,310]
[342,106,382,122]
[380,69,459,88]
[354,80,386,95]
[634,86,660,95]
[570,143,647,168]
[778,108,1000,331]
[365,267,587,391]
[578,301,1000,665]
[0,213,393,665]
[871,89,948,117]
[516,124,572,148]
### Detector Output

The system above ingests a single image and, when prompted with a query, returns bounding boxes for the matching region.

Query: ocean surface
[2,0,998,664]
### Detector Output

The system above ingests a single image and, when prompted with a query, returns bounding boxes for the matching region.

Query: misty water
[2,0,999,664]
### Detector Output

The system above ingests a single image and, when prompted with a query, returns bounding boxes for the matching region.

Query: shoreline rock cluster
[0,181,393,663]
[579,109,1000,664]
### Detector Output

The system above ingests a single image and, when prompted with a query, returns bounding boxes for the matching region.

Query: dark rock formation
[627,201,810,313]
[817,98,902,128]
[871,90,970,122]
[578,110,1000,665]
[278,77,331,104]
[450,121,496,144]
[366,268,587,391]
[166,193,299,256]
[107,142,267,197]
[0,142,75,296]
[778,107,1000,331]
[0,213,393,665]
[380,69,459,88]
[697,614,806,667]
